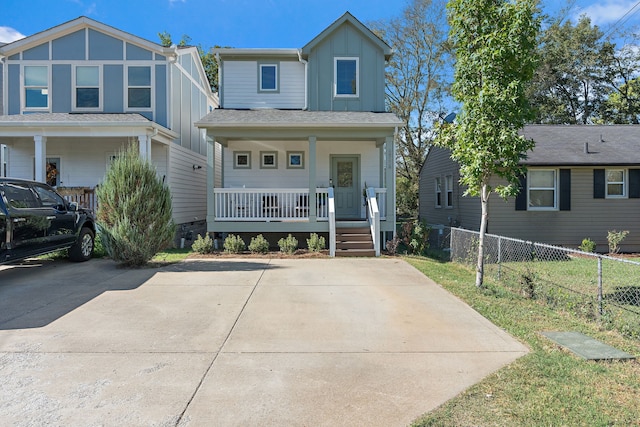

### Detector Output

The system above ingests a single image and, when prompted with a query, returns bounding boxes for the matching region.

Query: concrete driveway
[0,257,528,426]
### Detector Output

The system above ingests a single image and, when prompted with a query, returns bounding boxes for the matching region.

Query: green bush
[248,234,270,254]
[224,234,246,253]
[278,234,298,254]
[607,230,629,254]
[192,234,214,254]
[306,233,325,252]
[95,144,175,266]
[399,219,430,255]
[92,230,107,258]
[579,238,596,253]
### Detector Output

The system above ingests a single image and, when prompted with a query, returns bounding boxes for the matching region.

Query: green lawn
[405,256,640,427]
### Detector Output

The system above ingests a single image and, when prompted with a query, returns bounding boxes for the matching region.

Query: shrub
[579,238,596,253]
[249,234,270,254]
[385,237,401,255]
[95,144,175,266]
[223,234,246,253]
[307,233,325,252]
[399,219,431,255]
[92,230,107,258]
[607,230,629,254]
[278,234,298,254]
[192,234,214,254]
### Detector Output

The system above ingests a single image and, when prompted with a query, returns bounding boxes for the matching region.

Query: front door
[331,156,360,219]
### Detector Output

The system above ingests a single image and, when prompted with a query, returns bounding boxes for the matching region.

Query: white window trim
[606,168,627,199]
[334,57,359,98]
[435,177,442,208]
[125,64,154,111]
[445,175,454,208]
[527,168,558,211]
[73,65,103,112]
[22,64,50,112]
[258,63,278,92]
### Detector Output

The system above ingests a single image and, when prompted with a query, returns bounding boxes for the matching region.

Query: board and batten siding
[221,60,305,109]
[0,63,4,115]
[168,143,207,225]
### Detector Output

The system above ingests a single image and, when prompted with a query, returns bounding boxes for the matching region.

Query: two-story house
[196,12,402,256]
[0,16,216,235]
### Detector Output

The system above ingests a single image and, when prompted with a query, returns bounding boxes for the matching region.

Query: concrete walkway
[0,257,528,426]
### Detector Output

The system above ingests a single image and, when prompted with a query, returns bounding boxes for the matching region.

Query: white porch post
[385,135,396,235]
[206,131,216,229]
[138,134,151,161]
[34,135,47,183]
[308,135,317,220]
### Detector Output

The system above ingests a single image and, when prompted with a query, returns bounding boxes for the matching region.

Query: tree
[528,16,615,124]
[370,0,452,217]
[158,32,220,92]
[436,0,539,287]
[600,77,640,124]
[96,144,175,266]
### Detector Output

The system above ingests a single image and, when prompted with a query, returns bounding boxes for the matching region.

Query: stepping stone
[541,331,635,361]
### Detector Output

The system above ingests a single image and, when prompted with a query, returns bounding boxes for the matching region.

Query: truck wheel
[69,227,95,262]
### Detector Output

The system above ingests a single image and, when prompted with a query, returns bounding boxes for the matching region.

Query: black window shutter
[593,169,605,199]
[629,169,640,198]
[515,174,527,211]
[559,169,571,210]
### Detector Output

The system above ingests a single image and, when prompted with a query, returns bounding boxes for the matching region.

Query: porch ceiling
[0,113,177,144]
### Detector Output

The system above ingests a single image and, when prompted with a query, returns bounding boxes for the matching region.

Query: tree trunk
[476,184,489,287]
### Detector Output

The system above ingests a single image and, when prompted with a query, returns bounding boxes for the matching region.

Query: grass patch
[405,256,640,427]
[150,248,192,264]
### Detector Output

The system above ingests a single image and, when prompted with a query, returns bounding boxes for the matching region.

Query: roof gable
[301,11,392,59]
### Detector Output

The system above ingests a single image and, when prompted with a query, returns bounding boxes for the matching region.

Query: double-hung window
[445,175,454,208]
[259,64,278,92]
[334,57,359,97]
[528,169,557,210]
[75,66,100,110]
[127,66,151,109]
[24,65,49,110]
[606,169,626,198]
[435,177,442,207]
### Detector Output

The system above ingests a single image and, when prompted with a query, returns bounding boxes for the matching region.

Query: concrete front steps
[335,221,375,257]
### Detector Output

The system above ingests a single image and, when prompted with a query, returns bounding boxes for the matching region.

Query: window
[259,64,278,91]
[260,151,277,169]
[528,169,557,210]
[287,151,304,169]
[445,175,454,207]
[24,66,49,109]
[1,145,7,177]
[75,66,100,109]
[233,151,251,169]
[606,169,626,198]
[33,184,65,208]
[435,177,442,207]
[334,57,358,97]
[46,157,60,187]
[127,66,151,108]
[2,182,39,209]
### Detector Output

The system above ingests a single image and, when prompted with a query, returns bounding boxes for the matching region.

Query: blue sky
[1,0,640,47]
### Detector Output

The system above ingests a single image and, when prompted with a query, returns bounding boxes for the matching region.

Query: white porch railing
[366,186,381,256]
[374,188,386,220]
[213,188,330,221]
[328,187,336,257]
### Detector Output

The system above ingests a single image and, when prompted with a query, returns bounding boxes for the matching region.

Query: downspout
[297,49,308,110]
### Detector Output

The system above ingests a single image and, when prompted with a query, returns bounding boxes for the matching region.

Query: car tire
[69,227,95,262]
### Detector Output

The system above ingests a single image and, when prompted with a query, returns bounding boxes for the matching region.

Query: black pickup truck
[0,178,96,264]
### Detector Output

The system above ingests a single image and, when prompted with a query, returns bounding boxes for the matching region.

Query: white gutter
[297,49,308,110]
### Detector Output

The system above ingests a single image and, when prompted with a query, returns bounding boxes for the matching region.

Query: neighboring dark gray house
[419,125,640,252]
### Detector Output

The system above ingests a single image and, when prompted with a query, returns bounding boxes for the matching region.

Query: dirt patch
[187,249,330,259]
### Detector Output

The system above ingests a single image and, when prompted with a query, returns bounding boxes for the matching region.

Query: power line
[602,0,640,40]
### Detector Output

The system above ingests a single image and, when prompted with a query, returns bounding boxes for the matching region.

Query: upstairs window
[445,175,454,207]
[24,66,49,110]
[259,64,278,91]
[75,66,100,109]
[435,177,442,207]
[606,169,626,198]
[127,66,151,109]
[528,169,557,210]
[334,57,359,97]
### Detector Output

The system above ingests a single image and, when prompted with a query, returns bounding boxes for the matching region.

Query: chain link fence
[449,227,640,340]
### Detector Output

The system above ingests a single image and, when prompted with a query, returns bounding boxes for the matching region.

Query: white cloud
[575,0,640,27]
[169,0,186,4]
[0,26,26,44]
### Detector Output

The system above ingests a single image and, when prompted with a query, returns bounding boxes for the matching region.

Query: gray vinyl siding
[155,64,167,127]
[0,64,4,115]
[180,71,191,150]
[168,143,207,224]
[103,64,123,112]
[23,43,49,60]
[7,64,19,114]
[88,29,123,60]
[306,21,386,112]
[52,30,85,60]
[52,64,71,112]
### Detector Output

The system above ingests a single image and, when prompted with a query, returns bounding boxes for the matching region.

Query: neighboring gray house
[419,125,640,252]
[0,16,217,228]
[196,12,402,256]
